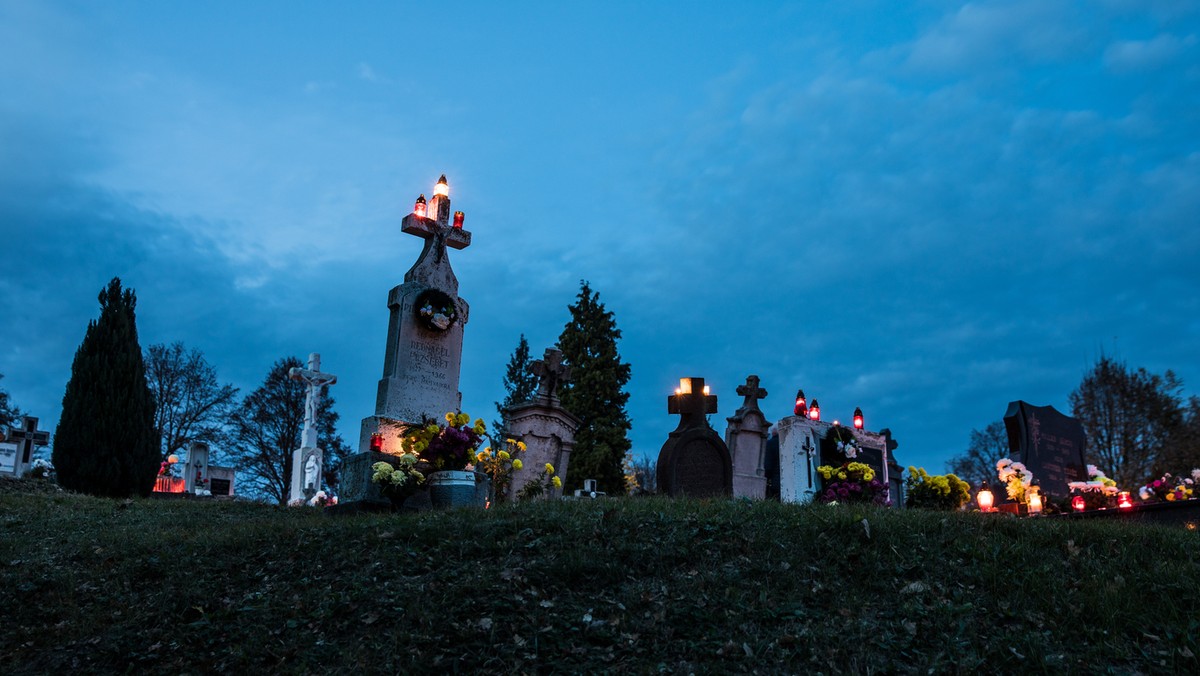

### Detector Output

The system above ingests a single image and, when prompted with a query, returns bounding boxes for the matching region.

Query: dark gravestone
[657,377,732,498]
[210,478,232,496]
[1003,401,1087,501]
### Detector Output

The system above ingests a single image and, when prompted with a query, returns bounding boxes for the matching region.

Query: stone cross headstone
[1003,401,1086,501]
[724,375,771,499]
[505,347,581,499]
[657,377,733,498]
[340,176,477,509]
[289,353,337,504]
[774,416,821,503]
[7,416,50,478]
[184,441,210,495]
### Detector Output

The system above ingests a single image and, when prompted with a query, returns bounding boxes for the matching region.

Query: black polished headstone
[657,377,732,498]
[1003,401,1087,501]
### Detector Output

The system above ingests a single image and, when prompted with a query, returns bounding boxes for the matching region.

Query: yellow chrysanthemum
[517,441,527,451]
[456,412,470,426]
[476,452,488,462]
[499,450,510,460]
[838,472,847,480]
[512,459,523,470]
[544,463,555,474]
[552,476,562,488]
[444,412,455,423]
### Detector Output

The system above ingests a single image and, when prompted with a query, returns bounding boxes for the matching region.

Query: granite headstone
[657,377,733,498]
[1003,401,1087,501]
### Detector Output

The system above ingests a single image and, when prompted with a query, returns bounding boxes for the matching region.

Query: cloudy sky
[2,0,1198,476]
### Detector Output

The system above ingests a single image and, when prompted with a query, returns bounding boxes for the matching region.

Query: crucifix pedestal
[288,353,337,505]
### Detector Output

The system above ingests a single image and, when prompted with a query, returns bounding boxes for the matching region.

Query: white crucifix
[288,353,337,502]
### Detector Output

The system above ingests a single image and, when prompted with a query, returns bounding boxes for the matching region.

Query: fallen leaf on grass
[903,621,917,637]
[362,613,379,625]
[539,600,554,608]
[861,519,871,539]
[478,618,493,631]
[901,582,928,595]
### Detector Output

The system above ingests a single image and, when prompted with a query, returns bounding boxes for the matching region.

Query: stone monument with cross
[288,352,337,504]
[657,377,733,498]
[339,175,475,507]
[4,416,50,478]
[503,347,581,499]
[724,375,772,499]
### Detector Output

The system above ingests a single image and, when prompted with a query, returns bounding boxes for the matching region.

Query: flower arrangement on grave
[158,454,179,477]
[1068,465,1121,510]
[816,461,888,505]
[1138,470,1197,503]
[307,490,338,508]
[371,454,426,503]
[826,424,860,460]
[904,466,971,510]
[414,289,458,332]
[28,458,55,480]
[474,437,527,503]
[516,462,563,501]
[995,458,1033,503]
[402,412,488,472]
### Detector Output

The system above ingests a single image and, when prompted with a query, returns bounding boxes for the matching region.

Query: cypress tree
[492,334,539,440]
[557,281,632,494]
[53,278,160,497]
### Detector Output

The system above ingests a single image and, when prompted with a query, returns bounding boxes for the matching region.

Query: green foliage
[1069,355,1184,489]
[557,281,632,494]
[2,488,1200,673]
[144,342,239,459]
[225,357,348,505]
[945,421,1007,490]
[491,334,538,440]
[905,466,972,510]
[0,372,20,431]
[52,278,160,497]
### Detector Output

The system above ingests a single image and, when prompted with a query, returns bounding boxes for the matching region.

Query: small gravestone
[724,375,771,499]
[657,377,732,498]
[1003,401,1086,501]
[0,442,17,476]
[504,347,580,499]
[184,441,211,495]
[6,416,50,478]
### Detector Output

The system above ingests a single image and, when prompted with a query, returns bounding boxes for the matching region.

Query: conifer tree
[557,281,632,494]
[492,334,539,439]
[53,278,161,497]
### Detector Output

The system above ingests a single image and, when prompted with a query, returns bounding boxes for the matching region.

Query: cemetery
[2,175,1198,673]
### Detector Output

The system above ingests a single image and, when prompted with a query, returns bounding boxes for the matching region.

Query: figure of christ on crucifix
[289,353,338,450]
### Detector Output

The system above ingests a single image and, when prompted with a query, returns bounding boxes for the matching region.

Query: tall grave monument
[288,353,338,504]
[340,175,473,506]
[657,377,733,498]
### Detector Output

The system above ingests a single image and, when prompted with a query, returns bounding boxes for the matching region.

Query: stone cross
[401,175,472,291]
[8,416,50,472]
[289,353,338,450]
[735,375,767,412]
[531,348,571,402]
[667,377,717,427]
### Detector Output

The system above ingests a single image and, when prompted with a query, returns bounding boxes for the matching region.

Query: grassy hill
[2,478,1198,674]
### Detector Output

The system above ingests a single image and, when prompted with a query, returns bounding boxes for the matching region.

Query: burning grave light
[370,433,384,452]
[1118,491,1133,510]
[413,194,427,217]
[453,211,465,228]
[434,174,449,197]
[793,389,807,417]
[1072,495,1087,512]
[853,407,864,430]
[808,399,821,421]
[977,480,994,512]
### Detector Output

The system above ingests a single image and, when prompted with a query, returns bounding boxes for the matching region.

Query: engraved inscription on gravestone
[1003,401,1087,501]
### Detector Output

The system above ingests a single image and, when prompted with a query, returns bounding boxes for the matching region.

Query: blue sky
[2,0,1198,476]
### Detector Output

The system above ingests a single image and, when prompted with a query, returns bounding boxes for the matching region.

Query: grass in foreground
[2,479,1199,674]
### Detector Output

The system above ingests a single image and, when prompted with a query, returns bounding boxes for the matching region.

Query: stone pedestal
[724,375,771,500]
[338,450,402,507]
[505,403,580,499]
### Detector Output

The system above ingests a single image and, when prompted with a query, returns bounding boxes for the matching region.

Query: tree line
[21,277,638,501]
[947,355,1200,490]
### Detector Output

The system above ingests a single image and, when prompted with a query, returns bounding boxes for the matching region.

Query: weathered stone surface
[1004,401,1087,501]
[5,416,49,478]
[504,348,580,499]
[774,416,902,505]
[657,377,732,498]
[725,375,771,499]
